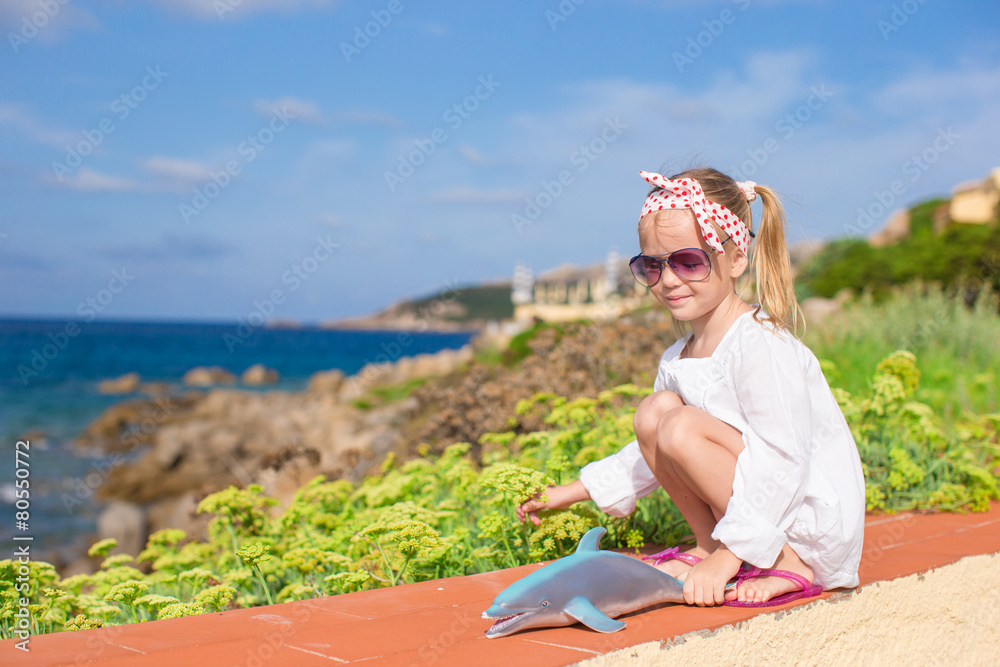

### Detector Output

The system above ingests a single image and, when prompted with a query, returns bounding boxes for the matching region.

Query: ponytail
[751,185,803,334]
[661,167,804,335]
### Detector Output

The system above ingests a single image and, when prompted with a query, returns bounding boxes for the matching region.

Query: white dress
[579,311,866,589]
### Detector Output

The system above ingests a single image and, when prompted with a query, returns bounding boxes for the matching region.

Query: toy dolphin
[481,527,685,638]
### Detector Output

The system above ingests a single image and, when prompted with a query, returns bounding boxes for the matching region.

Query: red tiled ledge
[7,503,1000,667]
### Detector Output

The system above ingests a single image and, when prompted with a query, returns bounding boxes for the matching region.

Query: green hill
[797,198,1000,300]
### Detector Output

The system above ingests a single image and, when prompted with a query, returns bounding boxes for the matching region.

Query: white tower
[603,247,621,299]
[512,262,534,305]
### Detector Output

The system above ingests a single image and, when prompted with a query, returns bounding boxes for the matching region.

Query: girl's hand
[516,480,591,525]
[682,546,742,606]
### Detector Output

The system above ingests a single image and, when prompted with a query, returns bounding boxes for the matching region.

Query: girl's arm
[519,342,683,524]
[516,436,664,525]
[579,440,660,517]
[516,480,591,525]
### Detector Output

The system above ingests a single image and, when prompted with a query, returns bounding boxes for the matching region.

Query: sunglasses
[629,238,730,286]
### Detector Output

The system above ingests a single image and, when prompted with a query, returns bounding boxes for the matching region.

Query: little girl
[517,167,865,607]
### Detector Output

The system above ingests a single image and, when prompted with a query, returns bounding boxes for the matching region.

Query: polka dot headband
[638,171,755,255]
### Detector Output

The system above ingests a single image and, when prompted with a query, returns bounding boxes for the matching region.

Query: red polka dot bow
[638,171,753,255]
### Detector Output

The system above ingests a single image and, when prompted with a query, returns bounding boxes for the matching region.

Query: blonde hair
[646,167,803,333]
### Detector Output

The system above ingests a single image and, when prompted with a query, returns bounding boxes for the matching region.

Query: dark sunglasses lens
[629,256,660,286]
[668,249,711,280]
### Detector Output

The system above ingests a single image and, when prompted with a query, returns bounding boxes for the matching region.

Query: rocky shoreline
[66,345,475,574]
[65,310,684,576]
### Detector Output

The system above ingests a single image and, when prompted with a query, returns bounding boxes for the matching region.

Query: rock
[183,366,236,386]
[308,369,346,394]
[802,297,841,327]
[140,382,171,397]
[19,429,46,445]
[76,394,198,453]
[97,500,147,558]
[869,209,911,248]
[146,491,205,539]
[339,364,390,401]
[255,447,323,508]
[97,372,141,395]
[788,239,825,269]
[60,556,97,578]
[152,428,187,470]
[242,363,279,386]
[77,399,160,452]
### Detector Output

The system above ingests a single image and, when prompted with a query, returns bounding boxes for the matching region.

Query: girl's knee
[656,405,701,458]
[640,390,684,415]
[634,391,683,444]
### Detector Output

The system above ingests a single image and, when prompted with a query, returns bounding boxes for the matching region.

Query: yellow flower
[103,580,149,606]
[65,614,104,631]
[235,542,272,567]
[87,538,118,558]
[157,602,205,620]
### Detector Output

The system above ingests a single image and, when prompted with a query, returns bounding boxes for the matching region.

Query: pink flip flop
[642,546,702,567]
[643,547,750,586]
[722,566,823,607]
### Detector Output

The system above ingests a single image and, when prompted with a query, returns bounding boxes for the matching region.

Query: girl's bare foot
[648,545,712,581]
[724,545,814,604]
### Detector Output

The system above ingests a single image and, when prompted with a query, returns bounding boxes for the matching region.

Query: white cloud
[420,22,449,36]
[328,109,401,128]
[458,144,492,165]
[306,139,354,158]
[51,157,217,193]
[143,0,338,20]
[0,0,99,44]
[98,234,237,262]
[61,168,139,192]
[871,62,1000,116]
[425,187,524,204]
[0,101,78,148]
[316,213,344,227]
[253,97,323,124]
[567,50,819,128]
[383,50,997,255]
[252,97,401,128]
[142,156,214,183]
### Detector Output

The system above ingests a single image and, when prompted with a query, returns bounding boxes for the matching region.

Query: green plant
[798,198,1000,299]
[806,283,1000,417]
[4,350,997,638]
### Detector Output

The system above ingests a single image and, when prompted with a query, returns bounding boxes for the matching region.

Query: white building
[511,249,646,323]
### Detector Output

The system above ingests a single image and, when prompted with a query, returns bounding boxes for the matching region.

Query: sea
[0,318,475,565]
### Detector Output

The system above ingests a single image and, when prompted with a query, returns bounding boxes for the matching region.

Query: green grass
[805,283,1000,419]
[501,321,564,367]
[352,377,430,410]
[408,285,515,322]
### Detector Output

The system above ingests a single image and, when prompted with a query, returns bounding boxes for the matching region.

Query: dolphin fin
[574,527,607,554]
[564,596,626,633]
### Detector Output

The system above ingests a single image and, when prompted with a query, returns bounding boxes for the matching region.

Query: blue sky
[1,0,998,323]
